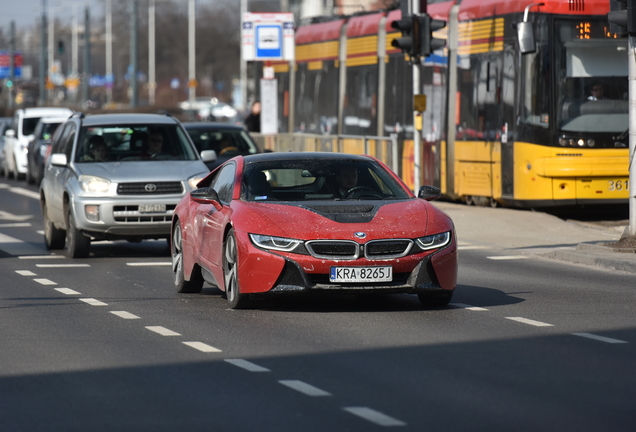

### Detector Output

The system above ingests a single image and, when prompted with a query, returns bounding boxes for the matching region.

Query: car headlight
[415,231,451,250]
[249,234,303,252]
[188,172,208,190]
[78,175,111,193]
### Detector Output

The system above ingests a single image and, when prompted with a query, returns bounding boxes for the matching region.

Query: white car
[3,107,73,180]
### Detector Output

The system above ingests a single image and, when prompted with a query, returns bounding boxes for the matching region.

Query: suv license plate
[330,266,392,283]
[139,204,166,213]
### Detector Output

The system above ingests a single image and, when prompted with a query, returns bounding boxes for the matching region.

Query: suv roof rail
[70,112,85,119]
[154,110,172,117]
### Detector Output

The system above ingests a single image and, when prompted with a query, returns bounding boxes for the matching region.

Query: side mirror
[190,187,222,209]
[200,149,217,163]
[418,185,442,201]
[50,153,68,167]
[516,21,536,54]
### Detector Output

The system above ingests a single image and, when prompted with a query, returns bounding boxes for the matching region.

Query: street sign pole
[629,35,636,236]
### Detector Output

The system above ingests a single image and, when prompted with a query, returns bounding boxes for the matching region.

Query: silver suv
[40,112,214,258]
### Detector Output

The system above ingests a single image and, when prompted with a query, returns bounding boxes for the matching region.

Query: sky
[1,0,104,31]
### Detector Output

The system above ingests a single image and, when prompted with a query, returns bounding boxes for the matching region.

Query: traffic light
[5,80,13,88]
[58,40,64,54]
[607,0,636,36]
[391,15,420,59]
[420,13,446,56]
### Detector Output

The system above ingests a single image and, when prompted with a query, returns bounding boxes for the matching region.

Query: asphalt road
[1,178,634,431]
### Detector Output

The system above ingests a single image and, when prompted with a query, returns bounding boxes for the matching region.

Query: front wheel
[43,202,65,250]
[66,210,90,258]
[172,221,203,293]
[418,291,453,308]
[223,229,250,309]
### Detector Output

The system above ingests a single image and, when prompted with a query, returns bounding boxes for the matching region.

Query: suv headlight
[78,175,111,193]
[188,172,208,190]
[415,231,451,250]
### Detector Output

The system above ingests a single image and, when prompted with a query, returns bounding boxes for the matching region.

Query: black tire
[418,291,453,308]
[43,202,65,250]
[66,210,90,258]
[3,160,12,179]
[171,221,203,293]
[26,166,35,185]
[223,229,250,309]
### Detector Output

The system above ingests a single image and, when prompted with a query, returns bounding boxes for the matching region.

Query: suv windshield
[186,127,258,157]
[555,19,628,133]
[76,124,198,162]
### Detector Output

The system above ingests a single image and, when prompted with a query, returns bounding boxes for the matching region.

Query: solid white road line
[15,270,37,276]
[110,311,141,320]
[146,326,181,336]
[450,303,489,311]
[182,342,222,353]
[343,407,406,427]
[79,298,108,306]
[33,278,57,285]
[126,262,171,266]
[225,359,270,372]
[572,333,628,344]
[506,317,554,327]
[279,380,331,397]
[55,288,81,295]
[487,255,529,260]
[36,264,90,268]
[19,255,65,259]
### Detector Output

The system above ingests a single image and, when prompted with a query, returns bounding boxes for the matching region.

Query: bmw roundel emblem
[145,183,157,192]
[354,232,367,239]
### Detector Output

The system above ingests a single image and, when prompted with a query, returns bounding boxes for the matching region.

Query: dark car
[26,116,67,185]
[170,152,458,309]
[182,122,261,171]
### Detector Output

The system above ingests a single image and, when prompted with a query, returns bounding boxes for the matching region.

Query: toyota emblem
[145,183,157,192]
[354,232,367,239]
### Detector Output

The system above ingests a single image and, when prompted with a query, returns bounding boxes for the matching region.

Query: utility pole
[629,34,636,236]
[82,6,91,105]
[9,21,15,109]
[149,0,156,106]
[188,0,196,104]
[240,0,247,111]
[130,0,138,107]
[40,0,47,105]
[106,0,113,106]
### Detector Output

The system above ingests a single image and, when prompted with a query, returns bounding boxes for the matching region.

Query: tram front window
[555,20,628,133]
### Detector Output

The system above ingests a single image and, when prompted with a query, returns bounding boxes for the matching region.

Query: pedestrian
[244,101,261,133]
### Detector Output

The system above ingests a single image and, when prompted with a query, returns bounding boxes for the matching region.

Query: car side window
[210,163,236,204]
[51,123,72,154]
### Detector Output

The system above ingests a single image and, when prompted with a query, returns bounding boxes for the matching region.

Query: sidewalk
[433,202,636,274]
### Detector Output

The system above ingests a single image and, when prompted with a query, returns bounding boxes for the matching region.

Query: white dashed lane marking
[183,342,222,353]
[225,359,270,372]
[19,255,64,260]
[487,255,529,260]
[127,262,172,267]
[343,407,406,427]
[15,270,36,276]
[111,311,141,319]
[506,317,554,327]
[33,278,57,286]
[0,223,31,228]
[36,264,91,268]
[279,380,331,397]
[55,288,81,295]
[458,245,491,250]
[450,303,488,311]
[80,298,108,306]
[572,333,627,344]
[146,326,181,336]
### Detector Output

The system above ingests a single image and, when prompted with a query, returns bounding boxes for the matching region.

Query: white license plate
[138,204,166,213]
[329,266,392,283]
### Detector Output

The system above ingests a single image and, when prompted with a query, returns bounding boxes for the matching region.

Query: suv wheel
[43,202,65,250]
[66,210,90,258]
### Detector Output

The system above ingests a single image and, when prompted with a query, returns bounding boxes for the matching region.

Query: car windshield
[186,127,258,158]
[39,122,61,141]
[242,159,410,202]
[76,124,199,163]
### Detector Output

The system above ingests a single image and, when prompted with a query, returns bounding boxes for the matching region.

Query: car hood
[233,199,435,240]
[74,160,208,183]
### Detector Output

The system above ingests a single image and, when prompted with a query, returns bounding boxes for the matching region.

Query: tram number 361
[608,180,629,191]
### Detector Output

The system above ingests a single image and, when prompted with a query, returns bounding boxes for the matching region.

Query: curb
[542,247,636,274]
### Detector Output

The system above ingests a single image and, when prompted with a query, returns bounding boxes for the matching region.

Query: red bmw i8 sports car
[170,152,457,309]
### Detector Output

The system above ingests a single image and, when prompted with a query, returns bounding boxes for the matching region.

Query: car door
[46,123,76,223]
[196,162,236,273]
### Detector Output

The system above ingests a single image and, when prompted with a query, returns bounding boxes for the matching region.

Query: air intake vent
[569,0,584,11]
